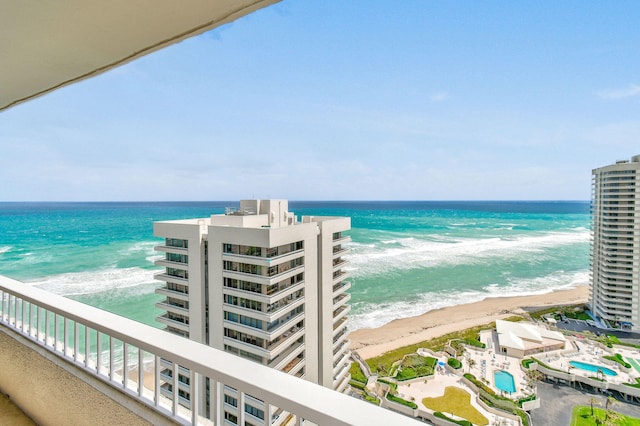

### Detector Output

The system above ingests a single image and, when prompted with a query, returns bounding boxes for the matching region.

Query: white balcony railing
[0,275,419,426]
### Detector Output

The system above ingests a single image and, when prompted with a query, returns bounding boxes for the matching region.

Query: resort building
[494,320,567,358]
[153,199,352,421]
[590,155,640,331]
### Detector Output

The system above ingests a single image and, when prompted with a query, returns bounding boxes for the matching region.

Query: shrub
[395,355,436,379]
[416,365,435,376]
[377,378,397,391]
[515,409,530,426]
[462,338,486,349]
[607,335,621,344]
[521,358,535,369]
[365,322,501,373]
[604,353,632,369]
[433,412,472,426]
[448,357,462,369]
[364,394,380,405]
[387,393,417,409]
[396,368,417,381]
[518,394,536,407]
[463,373,496,395]
[349,362,367,384]
[349,380,366,390]
[531,357,564,372]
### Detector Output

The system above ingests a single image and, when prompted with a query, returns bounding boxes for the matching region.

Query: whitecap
[26,267,163,296]
[346,230,589,278]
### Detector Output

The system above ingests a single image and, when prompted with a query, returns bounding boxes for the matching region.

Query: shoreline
[350,285,589,360]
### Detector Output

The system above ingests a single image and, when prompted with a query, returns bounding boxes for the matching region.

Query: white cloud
[598,84,640,100]
[429,91,450,102]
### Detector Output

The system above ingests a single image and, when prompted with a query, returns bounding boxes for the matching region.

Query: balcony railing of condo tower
[0,275,419,426]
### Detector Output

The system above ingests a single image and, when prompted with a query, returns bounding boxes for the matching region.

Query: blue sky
[2,1,639,201]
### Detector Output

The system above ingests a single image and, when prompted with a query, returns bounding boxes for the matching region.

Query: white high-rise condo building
[153,200,352,423]
[590,155,640,331]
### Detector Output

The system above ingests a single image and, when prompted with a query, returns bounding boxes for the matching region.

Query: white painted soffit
[0,0,279,111]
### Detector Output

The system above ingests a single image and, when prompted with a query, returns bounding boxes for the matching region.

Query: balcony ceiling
[0,0,279,111]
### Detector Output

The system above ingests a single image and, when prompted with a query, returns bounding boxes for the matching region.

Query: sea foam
[346,229,589,278]
[348,269,588,330]
[27,267,162,296]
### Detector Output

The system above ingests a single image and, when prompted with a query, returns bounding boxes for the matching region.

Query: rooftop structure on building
[590,155,640,332]
[495,320,567,358]
[153,200,352,421]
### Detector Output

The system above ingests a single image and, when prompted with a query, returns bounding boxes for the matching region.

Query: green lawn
[571,406,640,426]
[422,386,488,426]
[366,321,503,374]
[350,362,367,384]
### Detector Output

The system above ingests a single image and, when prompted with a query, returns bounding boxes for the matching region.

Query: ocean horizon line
[0,199,590,204]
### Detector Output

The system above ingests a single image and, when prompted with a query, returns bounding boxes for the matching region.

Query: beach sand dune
[350,285,589,359]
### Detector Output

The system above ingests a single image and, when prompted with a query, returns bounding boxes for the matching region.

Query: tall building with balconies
[590,155,640,331]
[153,200,351,422]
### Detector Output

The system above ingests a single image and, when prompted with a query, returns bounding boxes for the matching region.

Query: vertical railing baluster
[54,313,58,351]
[74,321,79,362]
[109,336,115,382]
[27,301,32,336]
[123,342,129,389]
[138,349,144,397]
[36,306,41,341]
[191,370,198,425]
[154,355,161,407]
[96,331,101,373]
[9,294,14,326]
[21,299,26,332]
[45,309,50,347]
[172,362,179,416]
[63,317,68,356]
[86,327,92,370]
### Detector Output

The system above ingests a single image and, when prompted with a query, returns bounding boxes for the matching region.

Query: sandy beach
[350,285,589,360]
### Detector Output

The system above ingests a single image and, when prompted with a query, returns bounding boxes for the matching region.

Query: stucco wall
[0,328,170,426]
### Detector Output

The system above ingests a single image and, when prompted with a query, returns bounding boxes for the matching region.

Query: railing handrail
[0,275,419,425]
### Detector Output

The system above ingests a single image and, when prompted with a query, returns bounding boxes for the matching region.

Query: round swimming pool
[493,370,516,393]
[569,361,618,376]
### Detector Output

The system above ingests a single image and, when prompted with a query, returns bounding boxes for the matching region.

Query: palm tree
[604,395,618,423]
[467,357,476,373]
[603,410,622,426]
[589,396,600,416]
[525,369,544,394]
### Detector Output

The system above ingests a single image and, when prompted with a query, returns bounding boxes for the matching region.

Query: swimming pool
[569,361,618,376]
[493,370,516,393]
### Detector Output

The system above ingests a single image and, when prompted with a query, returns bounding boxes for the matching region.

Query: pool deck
[542,339,640,385]
[388,324,640,426]
[396,362,518,426]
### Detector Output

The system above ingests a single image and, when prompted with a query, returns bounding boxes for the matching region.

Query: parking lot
[531,381,640,426]
[555,318,640,342]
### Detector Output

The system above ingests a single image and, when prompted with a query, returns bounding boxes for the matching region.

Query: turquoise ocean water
[0,201,590,330]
